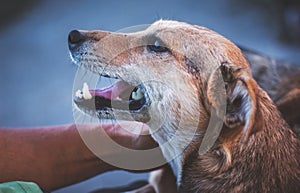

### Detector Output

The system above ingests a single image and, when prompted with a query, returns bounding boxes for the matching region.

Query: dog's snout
[68,30,86,50]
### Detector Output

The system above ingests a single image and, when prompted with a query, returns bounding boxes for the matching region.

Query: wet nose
[68,30,86,50]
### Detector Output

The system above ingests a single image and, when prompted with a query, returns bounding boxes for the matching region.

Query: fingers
[96,121,158,150]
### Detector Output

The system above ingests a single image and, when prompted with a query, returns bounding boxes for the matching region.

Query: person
[0,122,158,192]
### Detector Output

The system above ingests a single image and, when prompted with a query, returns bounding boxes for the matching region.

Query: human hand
[98,121,158,150]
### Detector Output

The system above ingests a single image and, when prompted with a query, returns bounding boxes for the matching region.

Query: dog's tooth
[132,91,137,99]
[82,82,92,100]
[75,89,83,99]
[132,88,144,100]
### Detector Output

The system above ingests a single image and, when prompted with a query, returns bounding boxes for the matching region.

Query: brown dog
[243,48,300,133]
[69,20,300,193]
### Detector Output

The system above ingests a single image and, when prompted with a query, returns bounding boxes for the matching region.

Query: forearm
[0,124,115,191]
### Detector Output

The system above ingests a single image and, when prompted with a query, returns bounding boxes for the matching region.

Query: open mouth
[73,75,151,119]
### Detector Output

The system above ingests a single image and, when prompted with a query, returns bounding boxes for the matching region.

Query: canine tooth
[82,82,92,100]
[75,89,83,99]
[132,88,143,100]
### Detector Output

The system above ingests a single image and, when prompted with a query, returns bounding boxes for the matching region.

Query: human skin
[0,122,158,191]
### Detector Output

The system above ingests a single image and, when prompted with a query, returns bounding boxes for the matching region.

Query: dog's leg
[148,166,178,193]
[130,165,178,193]
[128,183,156,193]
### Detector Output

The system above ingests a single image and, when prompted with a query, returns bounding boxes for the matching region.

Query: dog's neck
[152,88,300,192]
[179,89,300,192]
[151,122,198,185]
[151,125,183,185]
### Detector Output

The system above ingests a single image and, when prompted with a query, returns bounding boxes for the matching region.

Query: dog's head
[69,20,260,163]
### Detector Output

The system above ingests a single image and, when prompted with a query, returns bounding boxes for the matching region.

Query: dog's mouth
[73,75,151,121]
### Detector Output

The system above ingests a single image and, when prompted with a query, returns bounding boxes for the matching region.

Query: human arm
[0,122,157,191]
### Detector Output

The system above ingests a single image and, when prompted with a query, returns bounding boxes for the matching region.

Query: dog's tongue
[89,80,132,100]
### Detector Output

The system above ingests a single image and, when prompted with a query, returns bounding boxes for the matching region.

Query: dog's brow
[144,34,167,47]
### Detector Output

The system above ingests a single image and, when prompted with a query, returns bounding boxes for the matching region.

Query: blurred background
[0,0,299,192]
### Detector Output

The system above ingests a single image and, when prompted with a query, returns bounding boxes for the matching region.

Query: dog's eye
[147,40,169,53]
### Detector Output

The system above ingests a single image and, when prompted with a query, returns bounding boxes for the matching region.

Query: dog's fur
[70,20,300,193]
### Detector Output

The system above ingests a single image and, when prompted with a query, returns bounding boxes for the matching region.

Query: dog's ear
[207,62,258,141]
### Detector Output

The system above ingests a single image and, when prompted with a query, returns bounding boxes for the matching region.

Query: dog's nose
[68,30,86,50]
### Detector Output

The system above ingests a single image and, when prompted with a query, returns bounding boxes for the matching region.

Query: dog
[242,47,300,134]
[68,20,300,193]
